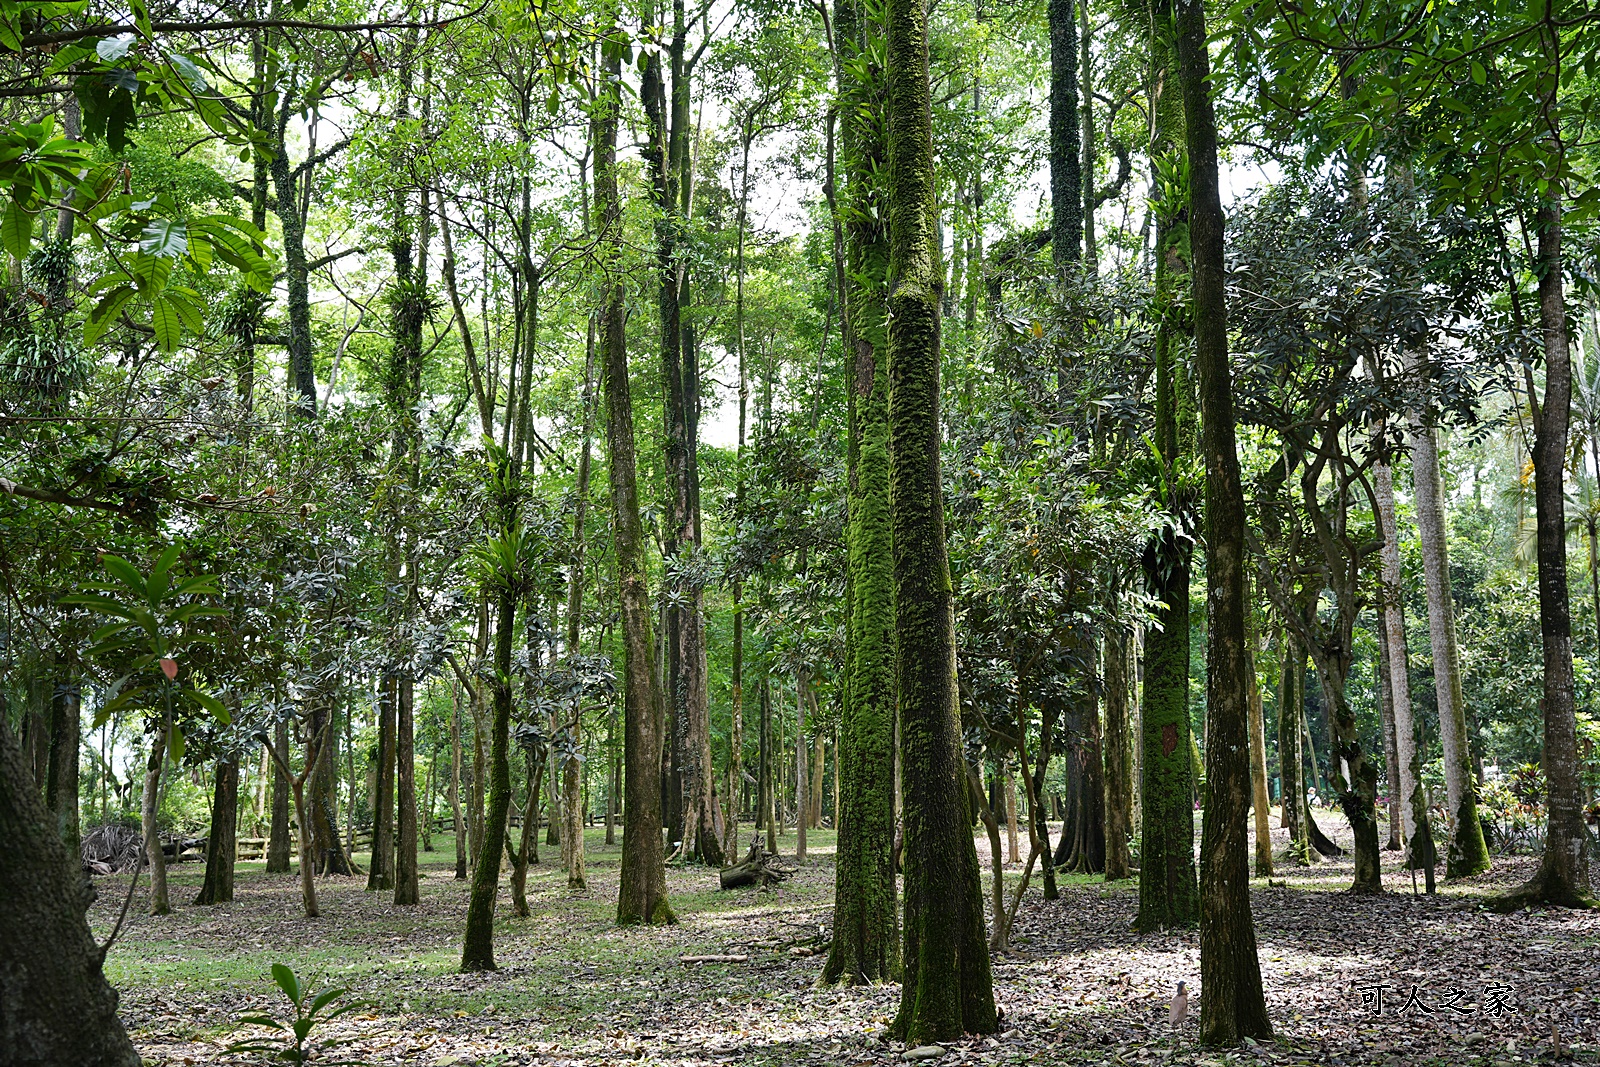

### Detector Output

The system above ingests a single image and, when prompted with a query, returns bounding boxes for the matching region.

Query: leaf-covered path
[91,817,1599,1066]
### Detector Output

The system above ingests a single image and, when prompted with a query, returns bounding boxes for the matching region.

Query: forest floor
[89,810,1600,1067]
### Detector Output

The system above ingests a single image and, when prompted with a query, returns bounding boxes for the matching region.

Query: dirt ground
[88,811,1600,1066]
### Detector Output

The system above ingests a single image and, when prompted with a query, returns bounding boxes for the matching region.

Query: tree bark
[368,674,396,891]
[1175,0,1272,1040]
[1375,456,1438,889]
[1501,192,1596,909]
[266,719,291,873]
[141,728,169,915]
[395,673,419,904]
[1,713,141,1066]
[1409,413,1491,877]
[885,0,996,1037]
[451,683,467,880]
[599,23,674,924]
[1246,622,1273,878]
[1103,626,1133,880]
[44,681,79,853]
[195,756,238,905]
[1049,0,1081,271]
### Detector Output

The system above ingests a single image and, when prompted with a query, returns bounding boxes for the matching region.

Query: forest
[2,0,1599,1063]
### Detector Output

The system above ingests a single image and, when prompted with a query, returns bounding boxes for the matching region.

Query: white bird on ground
[1169,981,1189,1027]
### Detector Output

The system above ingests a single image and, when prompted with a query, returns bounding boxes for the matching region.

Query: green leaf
[191,690,230,725]
[1471,60,1486,85]
[271,963,302,1005]
[101,554,147,596]
[152,295,180,352]
[56,593,139,619]
[166,721,184,764]
[85,285,137,345]
[141,217,188,259]
[1,200,32,260]
[308,987,347,1015]
[97,33,136,62]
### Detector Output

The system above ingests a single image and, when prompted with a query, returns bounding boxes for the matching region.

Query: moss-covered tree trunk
[195,755,238,905]
[395,674,419,904]
[1175,0,1271,1041]
[461,586,517,970]
[1133,0,1197,933]
[885,0,995,1036]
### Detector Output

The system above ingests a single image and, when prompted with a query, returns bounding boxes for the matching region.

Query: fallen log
[679,955,749,964]
[719,837,793,890]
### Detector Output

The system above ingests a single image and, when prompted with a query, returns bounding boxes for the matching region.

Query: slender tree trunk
[1502,191,1596,909]
[141,730,169,916]
[395,674,419,904]
[266,720,291,873]
[368,675,397,891]
[563,334,596,892]
[460,591,515,969]
[795,673,808,860]
[1103,626,1132,880]
[1376,456,1437,890]
[599,25,673,924]
[1175,0,1271,1039]
[1278,632,1308,860]
[885,0,996,1036]
[1004,762,1020,864]
[1376,630,1403,851]
[451,683,467,880]
[1409,415,1491,876]
[1247,617,1273,877]
[195,756,238,905]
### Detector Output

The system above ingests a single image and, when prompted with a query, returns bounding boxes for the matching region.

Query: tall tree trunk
[44,681,79,853]
[1133,0,1197,932]
[368,675,397,891]
[1409,415,1491,877]
[794,674,809,860]
[1,713,141,1066]
[451,683,467,880]
[885,0,996,1037]
[1376,629,1403,851]
[824,0,898,984]
[461,586,517,969]
[599,24,674,924]
[1503,191,1596,909]
[266,719,291,873]
[1277,632,1308,860]
[1049,0,1081,271]
[267,131,317,415]
[310,700,351,876]
[395,674,419,904]
[195,756,238,905]
[1247,616,1273,877]
[563,328,596,892]
[1376,456,1437,890]
[1103,626,1133,880]
[1175,0,1272,1040]
[141,729,169,916]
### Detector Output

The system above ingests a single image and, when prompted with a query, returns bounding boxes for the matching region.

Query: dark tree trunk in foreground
[1,714,141,1067]
[885,0,996,1038]
[598,22,674,925]
[1500,194,1596,910]
[1175,0,1272,1042]
[266,721,292,873]
[195,756,239,905]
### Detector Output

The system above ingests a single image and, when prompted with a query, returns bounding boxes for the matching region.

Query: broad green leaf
[141,217,188,258]
[97,33,135,62]
[1,200,32,260]
[85,285,136,345]
[152,295,180,352]
[101,554,147,595]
